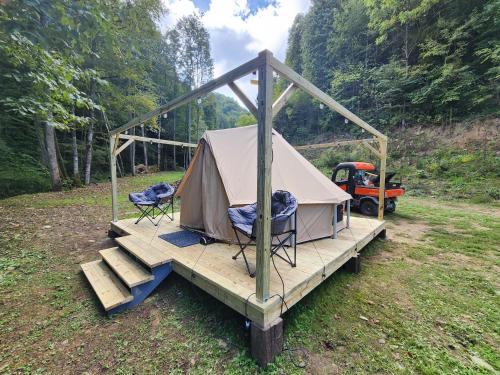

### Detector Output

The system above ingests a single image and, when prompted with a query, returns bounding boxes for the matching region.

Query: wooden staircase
[81,236,172,315]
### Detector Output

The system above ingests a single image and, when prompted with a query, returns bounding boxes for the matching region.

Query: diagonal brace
[228,81,258,118]
[272,83,297,118]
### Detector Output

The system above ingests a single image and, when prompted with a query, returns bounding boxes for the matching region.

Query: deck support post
[255,50,273,303]
[251,318,283,366]
[377,137,387,221]
[345,253,361,274]
[332,204,338,239]
[110,135,118,222]
[346,199,350,228]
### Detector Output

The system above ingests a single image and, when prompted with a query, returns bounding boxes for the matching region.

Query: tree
[276,0,499,142]
[236,113,256,127]
[0,29,97,190]
[286,14,305,74]
[171,14,214,154]
[300,0,339,90]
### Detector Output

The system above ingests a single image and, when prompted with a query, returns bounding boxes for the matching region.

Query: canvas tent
[176,125,352,243]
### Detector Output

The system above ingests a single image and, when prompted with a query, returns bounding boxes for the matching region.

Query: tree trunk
[84,122,93,185]
[404,22,409,77]
[187,101,192,163]
[55,133,68,179]
[37,117,49,167]
[84,80,96,185]
[129,127,136,175]
[196,100,200,141]
[44,116,62,191]
[172,112,176,170]
[141,124,148,169]
[157,119,161,170]
[72,131,81,186]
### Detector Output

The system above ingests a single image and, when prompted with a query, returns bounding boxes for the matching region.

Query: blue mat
[159,230,201,247]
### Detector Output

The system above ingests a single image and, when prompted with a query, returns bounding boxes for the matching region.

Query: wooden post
[255,50,273,303]
[110,135,118,222]
[346,200,350,228]
[251,318,283,366]
[377,137,387,220]
[332,204,338,239]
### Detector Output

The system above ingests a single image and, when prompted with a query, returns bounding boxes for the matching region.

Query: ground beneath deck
[112,215,385,326]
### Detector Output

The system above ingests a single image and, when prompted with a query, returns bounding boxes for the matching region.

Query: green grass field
[0,172,498,374]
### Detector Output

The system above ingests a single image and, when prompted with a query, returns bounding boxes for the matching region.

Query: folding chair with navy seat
[129,182,175,226]
[228,190,298,277]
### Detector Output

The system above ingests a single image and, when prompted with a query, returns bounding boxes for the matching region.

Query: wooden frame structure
[108,49,387,306]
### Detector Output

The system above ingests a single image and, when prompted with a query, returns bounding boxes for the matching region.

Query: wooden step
[115,236,171,268]
[100,247,154,288]
[81,260,133,311]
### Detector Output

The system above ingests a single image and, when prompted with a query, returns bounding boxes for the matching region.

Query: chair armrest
[157,193,173,199]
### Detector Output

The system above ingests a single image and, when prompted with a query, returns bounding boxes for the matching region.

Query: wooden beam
[110,136,118,222]
[255,50,273,303]
[377,137,387,221]
[295,138,376,151]
[362,139,381,158]
[228,81,258,118]
[110,56,263,136]
[269,57,387,140]
[112,133,120,155]
[272,83,297,118]
[114,138,134,156]
[119,134,197,148]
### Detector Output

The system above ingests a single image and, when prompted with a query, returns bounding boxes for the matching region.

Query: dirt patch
[392,118,500,153]
[385,219,431,245]
[307,351,340,375]
[416,199,500,218]
[150,307,162,332]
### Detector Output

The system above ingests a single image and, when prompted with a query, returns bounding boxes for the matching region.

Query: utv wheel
[359,200,377,216]
[385,200,396,213]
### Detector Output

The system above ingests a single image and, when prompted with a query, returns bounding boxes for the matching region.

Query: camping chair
[129,182,175,226]
[228,190,298,277]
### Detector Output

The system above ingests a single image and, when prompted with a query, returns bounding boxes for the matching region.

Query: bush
[0,142,51,199]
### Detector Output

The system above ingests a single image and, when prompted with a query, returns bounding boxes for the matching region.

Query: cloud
[161,0,198,27]
[161,0,310,107]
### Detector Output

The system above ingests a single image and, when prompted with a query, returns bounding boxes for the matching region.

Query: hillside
[306,118,500,204]
[213,92,249,129]
[274,0,499,145]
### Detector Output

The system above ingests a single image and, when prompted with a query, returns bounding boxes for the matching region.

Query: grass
[0,172,498,374]
[0,171,184,212]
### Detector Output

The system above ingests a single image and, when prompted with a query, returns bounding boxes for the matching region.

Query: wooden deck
[110,214,385,328]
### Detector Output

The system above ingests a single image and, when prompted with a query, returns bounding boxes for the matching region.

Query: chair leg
[293,232,297,267]
[231,229,255,277]
[240,247,255,278]
[135,205,169,226]
[161,198,174,221]
[135,205,154,224]
[271,233,296,267]
[171,198,174,221]
[231,230,244,259]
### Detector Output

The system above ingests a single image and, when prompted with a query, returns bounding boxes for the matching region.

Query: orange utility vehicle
[331,162,405,216]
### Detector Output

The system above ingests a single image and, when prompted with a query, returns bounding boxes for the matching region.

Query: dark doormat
[159,230,201,247]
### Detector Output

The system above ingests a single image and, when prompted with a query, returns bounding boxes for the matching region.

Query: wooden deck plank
[115,236,172,268]
[100,247,154,288]
[110,215,385,327]
[81,260,133,311]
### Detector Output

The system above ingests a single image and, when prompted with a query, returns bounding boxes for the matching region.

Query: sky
[160,0,311,107]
